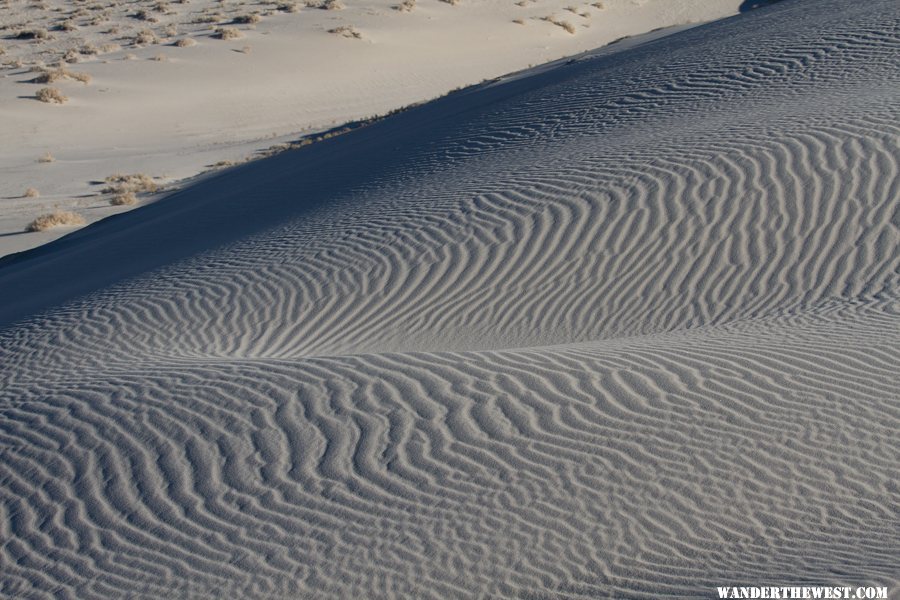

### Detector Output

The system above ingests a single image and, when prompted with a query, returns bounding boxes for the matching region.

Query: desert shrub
[174,37,195,47]
[214,26,241,39]
[541,16,575,34]
[16,28,50,40]
[134,29,158,45]
[134,9,158,21]
[38,152,55,163]
[393,0,414,11]
[24,187,40,198]
[103,173,158,194]
[328,25,361,38]
[233,13,260,23]
[36,87,67,103]
[27,211,85,231]
[110,191,137,205]
[34,66,90,84]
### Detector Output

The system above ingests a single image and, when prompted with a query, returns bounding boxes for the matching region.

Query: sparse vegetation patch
[27,210,85,231]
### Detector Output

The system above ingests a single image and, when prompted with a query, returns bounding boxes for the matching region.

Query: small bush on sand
[24,187,40,198]
[320,0,343,9]
[541,16,575,34]
[16,28,50,40]
[38,152,55,163]
[175,37,196,47]
[27,210,85,232]
[36,87,67,103]
[328,25,361,39]
[134,29,158,45]
[393,0,414,11]
[34,66,91,84]
[214,26,242,39]
[103,173,158,194]
[110,191,137,205]
[276,1,298,11]
[233,13,260,23]
[134,9,158,21]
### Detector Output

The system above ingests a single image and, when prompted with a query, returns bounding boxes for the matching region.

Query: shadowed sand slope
[1,0,899,598]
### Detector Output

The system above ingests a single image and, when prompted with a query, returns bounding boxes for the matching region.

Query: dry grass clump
[134,9,159,22]
[27,210,85,232]
[318,0,344,9]
[57,19,78,31]
[24,187,40,198]
[328,25,361,39]
[193,14,221,23]
[103,173,158,194]
[276,1,299,11]
[233,13,260,23]
[34,66,91,84]
[16,28,50,40]
[174,37,196,47]
[99,42,121,53]
[36,87,67,103]
[393,0,415,12]
[134,29,159,45]
[110,191,137,205]
[214,26,242,39]
[541,16,575,34]
[438,0,459,5]
[151,52,167,61]
[591,1,604,8]
[512,18,525,25]
[163,24,178,37]
[38,151,55,163]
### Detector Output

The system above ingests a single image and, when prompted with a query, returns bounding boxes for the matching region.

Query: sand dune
[1,0,899,597]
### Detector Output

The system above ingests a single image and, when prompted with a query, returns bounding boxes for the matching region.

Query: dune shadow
[739,0,786,12]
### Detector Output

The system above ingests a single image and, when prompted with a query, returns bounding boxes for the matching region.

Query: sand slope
[1,0,899,597]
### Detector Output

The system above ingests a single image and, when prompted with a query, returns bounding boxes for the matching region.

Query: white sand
[0,0,744,256]
[1,0,899,598]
